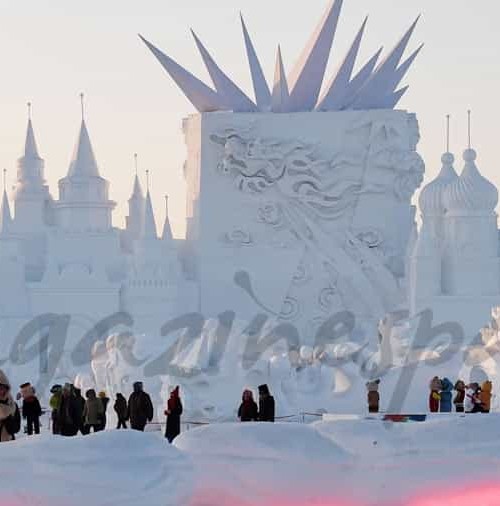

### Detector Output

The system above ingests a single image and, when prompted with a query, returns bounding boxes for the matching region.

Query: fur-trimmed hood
[0,369,11,390]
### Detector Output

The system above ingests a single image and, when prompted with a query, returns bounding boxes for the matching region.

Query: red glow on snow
[407,482,500,506]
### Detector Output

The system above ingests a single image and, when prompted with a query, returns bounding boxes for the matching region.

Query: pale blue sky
[0,0,498,237]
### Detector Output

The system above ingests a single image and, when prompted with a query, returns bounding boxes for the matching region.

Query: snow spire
[17,102,45,185]
[271,46,289,113]
[131,153,144,201]
[67,95,100,178]
[0,170,12,236]
[142,188,158,240]
[240,14,272,111]
[161,195,173,243]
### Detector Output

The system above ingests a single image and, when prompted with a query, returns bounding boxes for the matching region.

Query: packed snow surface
[2,415,500,506]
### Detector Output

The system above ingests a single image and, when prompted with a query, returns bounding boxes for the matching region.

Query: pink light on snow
[407,483,500,506]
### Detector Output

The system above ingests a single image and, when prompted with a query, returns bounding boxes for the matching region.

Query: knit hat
[98,391,107,399]
[0,369,11,390]
[258,384,270,396]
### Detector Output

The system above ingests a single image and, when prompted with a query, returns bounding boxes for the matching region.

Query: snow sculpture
[181,110,423,340]
[141,1,422,113]
[410,141,500,336]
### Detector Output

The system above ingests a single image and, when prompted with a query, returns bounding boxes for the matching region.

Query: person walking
[258,384,275,422]
[58,384,79,437]
[439,378,453,413]
[453,380,466,413]
[49,384,62,435]
[164,386,183,443]
[238,389,258,422]
[98,391,110,430]
[83,389,104,434]
[0,370,21,442]
[366,380,381,414]
[20,383,42,435]
[73,388,86,435]
[128,382,154,432]
[114,393,129,429]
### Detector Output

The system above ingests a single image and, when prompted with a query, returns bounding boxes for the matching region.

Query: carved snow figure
[429,376,441,413]
[439,378,453,413]
[90,341,108,394]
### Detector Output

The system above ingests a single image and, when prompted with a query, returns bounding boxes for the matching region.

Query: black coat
[58,395,80,436]
[259,395,275,422]
[128,391,154,430]
[22,397,42,419]
[238,400,258,422]
[114,396,129,421]
[165,398,183,442]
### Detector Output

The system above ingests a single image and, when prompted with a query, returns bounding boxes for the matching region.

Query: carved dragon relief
[210,117,424,338]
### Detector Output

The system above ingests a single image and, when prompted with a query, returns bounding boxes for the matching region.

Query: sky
[0,0,499,238]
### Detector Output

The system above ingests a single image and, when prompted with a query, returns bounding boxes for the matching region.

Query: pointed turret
[271,46,289,113]
[0,190,12,236]
[67,120,100,179]
[16,110,45,187]
[126,157,146,243]
[162,195,173,243]
[57,97,115,232]
[142,190,158,240]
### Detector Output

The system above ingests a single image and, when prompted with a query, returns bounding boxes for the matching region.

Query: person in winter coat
[465,383,482,413]
[366,380,381,414]
[439,378,454,413]
[20,382,42,435]
[58,384,80,436]
[165,386,183,443]
[0,370,21,442]
[83,389,104,433]
[429,376,442,413]
[49,384,62,434]
[479,380,493,413]
[258,384,275,422]
[453,380,466,413]
[128,382,154,431]
[114,393,128,429]
[98,391,110,431]
[238,389,258,422]
[73,388,86,435]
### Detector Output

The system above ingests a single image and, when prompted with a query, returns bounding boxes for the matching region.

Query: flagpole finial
[467,109,472,149]
[80,93,85,121]
[27,102,32,120]
[446,114,450,153]
[134,153,138,176]
[146,169,150,192]
[3,169,6,192]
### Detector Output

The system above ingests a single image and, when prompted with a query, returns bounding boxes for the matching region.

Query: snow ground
[2,415,500,506]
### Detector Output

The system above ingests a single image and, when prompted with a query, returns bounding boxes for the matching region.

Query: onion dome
[443,149,498,215]
[418,152,458,216]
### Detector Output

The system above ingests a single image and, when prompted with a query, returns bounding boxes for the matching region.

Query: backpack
[5,404,22,436]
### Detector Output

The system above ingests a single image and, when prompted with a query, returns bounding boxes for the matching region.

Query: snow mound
[1,431,193,506]
[175,422,349,461]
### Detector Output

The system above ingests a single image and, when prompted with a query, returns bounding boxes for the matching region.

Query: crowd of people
[365,376,494,415]
[2,364,496,445]
[0,367,276,444]
[429,377,493,414]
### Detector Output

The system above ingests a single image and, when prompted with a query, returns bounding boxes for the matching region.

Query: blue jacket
[440,378,453,412]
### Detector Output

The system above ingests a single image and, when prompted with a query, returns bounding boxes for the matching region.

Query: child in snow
[0,370,21,442]
[114,393,129,429]
[453,380,466,413]
[429,376,442,413]
[366,380,380,413]
[479,380,493,413]
[20,383,42,435]
[439,378,453,413]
